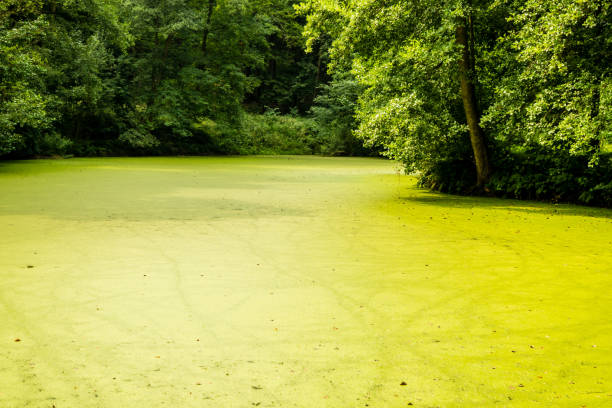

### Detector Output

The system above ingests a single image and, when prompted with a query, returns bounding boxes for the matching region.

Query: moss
[0,156,611,406]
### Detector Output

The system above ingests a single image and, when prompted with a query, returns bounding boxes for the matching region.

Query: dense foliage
[0,0,358,156]
[1,0,610,205]
[298,0,611,205]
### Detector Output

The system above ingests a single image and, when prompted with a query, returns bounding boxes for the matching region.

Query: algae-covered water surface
[1,156,611,407]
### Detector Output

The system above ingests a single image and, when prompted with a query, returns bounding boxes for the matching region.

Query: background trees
[1,0,610,205]
[0,0,343,156]
[485,0,610,157]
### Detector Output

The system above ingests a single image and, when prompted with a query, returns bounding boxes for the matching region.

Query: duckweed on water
[0,156,611,407]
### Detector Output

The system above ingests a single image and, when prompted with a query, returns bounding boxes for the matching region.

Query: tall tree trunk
[73,117,82,140]
[313,44,323,101]
[456,21,491,187]
[202,0,216,55]
[589,82,601,149]
[590,85,600,120]
[151,30,159,95]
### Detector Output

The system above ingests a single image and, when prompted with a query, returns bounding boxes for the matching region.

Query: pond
[1,156,611,406]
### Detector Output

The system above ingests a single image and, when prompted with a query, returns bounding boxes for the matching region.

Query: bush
[36,132,73,156]
[417,158,477,194]
[310,73,375,156]
[421,147,612,207]
[216,111,319,155]
[417,144,612,207]
[488,145,612,207]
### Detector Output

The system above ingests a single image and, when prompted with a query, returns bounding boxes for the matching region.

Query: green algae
[0,156,611,407]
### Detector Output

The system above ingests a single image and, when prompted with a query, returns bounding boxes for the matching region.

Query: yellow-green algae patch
[0,156,610,407]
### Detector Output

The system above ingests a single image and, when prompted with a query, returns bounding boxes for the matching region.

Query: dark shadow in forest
[399,192,612,220]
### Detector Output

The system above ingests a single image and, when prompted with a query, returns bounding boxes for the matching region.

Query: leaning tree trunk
[456,21,491,187]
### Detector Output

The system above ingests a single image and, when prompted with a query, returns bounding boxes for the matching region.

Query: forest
[2,2,612,406]
[1,0,610,205]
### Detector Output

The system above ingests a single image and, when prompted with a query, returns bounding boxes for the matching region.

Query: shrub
[488,145,612,207]
[417,144,612,207]
[223,111,319,155]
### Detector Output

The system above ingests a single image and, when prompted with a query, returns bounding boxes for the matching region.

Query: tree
[300,0,501,186]
[118,0,275,148]
[483,0,611,164]
[455,15,491,186]
[0,1,52,154]
[244,0,325,114]
[309,71,366,155]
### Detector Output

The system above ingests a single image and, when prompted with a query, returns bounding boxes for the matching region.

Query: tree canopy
[0,0,340,155]
[1,0,610,205]
[299,0,611,204]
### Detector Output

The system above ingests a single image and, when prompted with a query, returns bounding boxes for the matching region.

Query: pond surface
[1,156,611,407]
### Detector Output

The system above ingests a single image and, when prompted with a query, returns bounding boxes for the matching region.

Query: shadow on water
[0,159,94,176]
[399,191,612,220]
[0,195,310,222]
[0,160,33,174]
